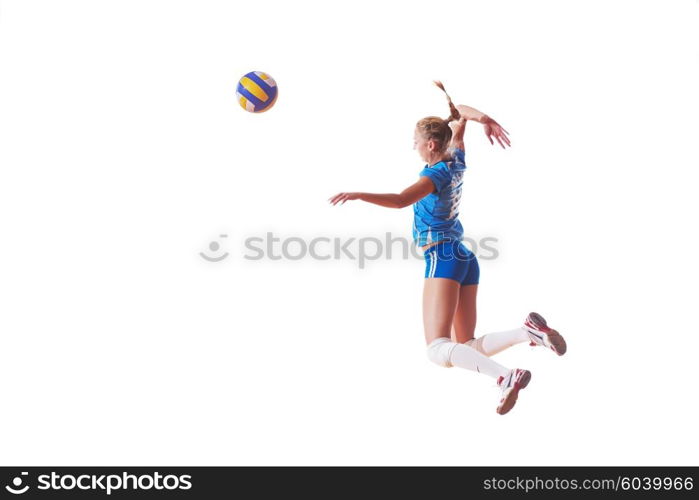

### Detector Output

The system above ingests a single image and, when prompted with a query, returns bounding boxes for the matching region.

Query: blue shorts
[423,240,480,285]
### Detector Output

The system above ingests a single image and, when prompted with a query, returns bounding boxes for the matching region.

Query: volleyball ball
[236,71,278,113]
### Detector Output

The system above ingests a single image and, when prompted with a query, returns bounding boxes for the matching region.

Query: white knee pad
[426,337,456,368]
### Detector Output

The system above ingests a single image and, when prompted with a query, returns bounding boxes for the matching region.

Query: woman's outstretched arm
[328,176,435,208]
[456,104,511,149]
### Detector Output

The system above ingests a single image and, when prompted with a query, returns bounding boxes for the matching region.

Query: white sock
[427,337,510,380]
[466,327,530,357]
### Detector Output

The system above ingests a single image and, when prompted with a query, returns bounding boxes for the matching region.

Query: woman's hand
[328,192,362,205]
[454,104,511,149]
[482,116,511,149]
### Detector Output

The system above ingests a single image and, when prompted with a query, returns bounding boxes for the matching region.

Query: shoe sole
[526,312,567,356]
[496,370,531,415]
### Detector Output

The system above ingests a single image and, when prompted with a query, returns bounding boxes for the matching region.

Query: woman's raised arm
[456,104,511,149]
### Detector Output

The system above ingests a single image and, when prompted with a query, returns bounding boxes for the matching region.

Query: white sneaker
[524,312,567,356]
[496,368,531,415]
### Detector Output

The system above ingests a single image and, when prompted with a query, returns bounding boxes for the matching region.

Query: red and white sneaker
[496,368,531,415]
[524,312,567,356]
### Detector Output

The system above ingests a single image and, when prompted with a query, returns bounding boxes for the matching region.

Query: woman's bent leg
[423,278,509,380]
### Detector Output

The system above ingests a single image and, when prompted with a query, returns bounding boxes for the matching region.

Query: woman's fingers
[329,193,345,205]
[329,193,352,205]
[500,133,512,146]
[487,123,511,148]
[484,127,494,145]
[499,131,511,146]
[490,119,510,136]
[498,128,511,146]
[495,123,510,136]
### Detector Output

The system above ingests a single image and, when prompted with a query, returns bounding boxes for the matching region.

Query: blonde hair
[415,80,461,153]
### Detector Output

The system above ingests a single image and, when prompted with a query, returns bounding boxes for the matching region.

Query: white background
[1,0,697,465]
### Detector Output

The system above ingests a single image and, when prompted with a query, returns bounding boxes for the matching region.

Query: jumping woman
[329,82,567,415]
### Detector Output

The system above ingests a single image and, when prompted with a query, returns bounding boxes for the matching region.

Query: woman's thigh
[422,277,461,345]
[451,284,478,343]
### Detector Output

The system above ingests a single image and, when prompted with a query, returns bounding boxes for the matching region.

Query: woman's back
[413,147,467,247]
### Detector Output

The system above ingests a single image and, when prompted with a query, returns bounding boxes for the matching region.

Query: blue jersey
[412,147,466,246]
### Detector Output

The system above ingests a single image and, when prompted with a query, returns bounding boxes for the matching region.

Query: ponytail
[415,81,461,154]
[433,80,461,124]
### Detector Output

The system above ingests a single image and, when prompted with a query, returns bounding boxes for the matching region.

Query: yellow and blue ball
[236,71,278,113]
